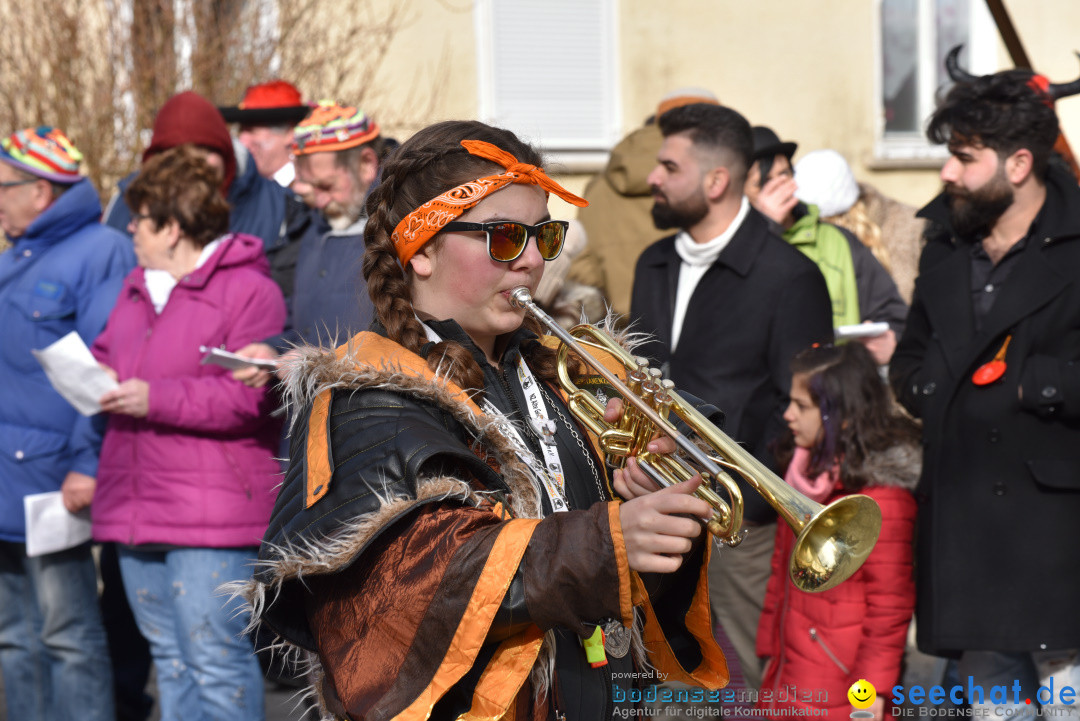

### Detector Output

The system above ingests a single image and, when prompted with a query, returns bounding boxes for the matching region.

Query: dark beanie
[143,91,237,192]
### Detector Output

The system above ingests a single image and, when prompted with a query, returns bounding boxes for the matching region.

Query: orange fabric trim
[391,139,587,268]
[303,332,483,510]
[459,625,545,721]
[633,541,729,689]
[335,331,484,417]
[606,501,634,627]
[395,518,542,721]
[304,390,333,508]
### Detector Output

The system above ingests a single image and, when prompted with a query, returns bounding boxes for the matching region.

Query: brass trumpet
[509,287,881,593]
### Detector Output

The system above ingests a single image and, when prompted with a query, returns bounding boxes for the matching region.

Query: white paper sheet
[835,322,890,340]
[23,491,92,558]
[199,345,280,372]
[31,331,119,416]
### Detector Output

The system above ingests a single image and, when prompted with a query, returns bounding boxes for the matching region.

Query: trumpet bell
[790,494,882,593]
[508,285,882,593]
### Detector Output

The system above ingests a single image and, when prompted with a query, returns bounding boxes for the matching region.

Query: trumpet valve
[654,388,673,421]
[720,528,749,548]
[599,428,635,460]
[627,358,649,395]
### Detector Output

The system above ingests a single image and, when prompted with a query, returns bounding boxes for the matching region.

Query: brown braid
[362,121,569,393]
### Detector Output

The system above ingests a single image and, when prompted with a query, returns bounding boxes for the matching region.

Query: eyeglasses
[128,212,155,232]
[0,179,35,191]
[442,220,569,262]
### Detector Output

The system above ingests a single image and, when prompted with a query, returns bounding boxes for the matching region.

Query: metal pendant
[603,619,632,659]
[528,417,559,447]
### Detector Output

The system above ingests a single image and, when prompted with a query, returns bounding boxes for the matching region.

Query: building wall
[619,0,1080,210]
[359,1,479,141]
[335,0,1080,217]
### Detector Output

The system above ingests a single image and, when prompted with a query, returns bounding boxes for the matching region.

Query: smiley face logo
[848,679,876,709]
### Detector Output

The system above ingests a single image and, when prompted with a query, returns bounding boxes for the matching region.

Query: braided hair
[363,120,566,393]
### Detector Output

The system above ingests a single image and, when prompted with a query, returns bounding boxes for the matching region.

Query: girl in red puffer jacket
[757,342,920,721]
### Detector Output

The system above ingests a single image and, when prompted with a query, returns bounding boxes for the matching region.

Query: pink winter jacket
[91,233,285,548]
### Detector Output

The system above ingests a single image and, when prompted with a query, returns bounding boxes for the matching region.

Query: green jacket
[784,203,862,328]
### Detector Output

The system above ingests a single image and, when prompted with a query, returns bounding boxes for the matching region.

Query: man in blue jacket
[0,127,134,721]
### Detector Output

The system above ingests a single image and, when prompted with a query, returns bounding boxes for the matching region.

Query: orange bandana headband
[391,139,588,267]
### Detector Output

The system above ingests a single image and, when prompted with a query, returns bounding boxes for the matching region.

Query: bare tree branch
[0,0,445,203]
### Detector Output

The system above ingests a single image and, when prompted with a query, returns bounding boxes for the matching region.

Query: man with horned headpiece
[891,49,1080,720]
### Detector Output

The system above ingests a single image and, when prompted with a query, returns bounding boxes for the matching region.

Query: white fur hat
[794,149,860,217]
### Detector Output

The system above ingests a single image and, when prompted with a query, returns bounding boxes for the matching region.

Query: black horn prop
[1049,52,1080,101]
[946,43,1080,101]
[945,44,980,84]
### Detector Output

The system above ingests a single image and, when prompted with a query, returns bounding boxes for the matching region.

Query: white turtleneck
[670,196,750,352]
[144,237,225,314]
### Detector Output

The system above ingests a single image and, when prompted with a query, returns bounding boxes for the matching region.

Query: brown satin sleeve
[304,502,509,720]
[519,500,625,637]
[304,500,629,718]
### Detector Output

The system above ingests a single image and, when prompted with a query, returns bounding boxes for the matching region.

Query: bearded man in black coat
[891,66,1080,717]
[628,103,832,691]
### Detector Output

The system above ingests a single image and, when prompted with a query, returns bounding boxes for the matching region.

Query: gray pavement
[0,673,319,721]
[0,626,956,720]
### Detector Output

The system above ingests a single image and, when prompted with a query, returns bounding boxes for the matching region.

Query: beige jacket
[568,124,665,320]
[861,183,927,304]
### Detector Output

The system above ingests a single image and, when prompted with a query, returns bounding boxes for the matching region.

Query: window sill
[869,138,949,171]
[866,156,946,171]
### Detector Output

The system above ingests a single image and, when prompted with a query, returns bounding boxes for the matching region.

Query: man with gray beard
[234,102,391,386]
[285,102,388,345]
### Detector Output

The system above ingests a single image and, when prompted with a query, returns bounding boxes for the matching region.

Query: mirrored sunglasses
[442,220,569,262]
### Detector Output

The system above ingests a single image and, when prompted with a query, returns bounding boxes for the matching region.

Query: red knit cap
[143,91,237,192]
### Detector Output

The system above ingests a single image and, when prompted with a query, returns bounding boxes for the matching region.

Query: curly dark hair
[362,120,572,393]
[775,343,920,492]
[927,70,1060,178]
[124,144,230,248]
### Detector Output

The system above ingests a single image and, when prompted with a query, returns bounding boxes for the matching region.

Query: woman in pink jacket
[757,343,919,720]
[89,145,285,721]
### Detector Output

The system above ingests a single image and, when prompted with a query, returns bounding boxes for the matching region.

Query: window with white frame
[475,0,619,167]
[876,0,997,162]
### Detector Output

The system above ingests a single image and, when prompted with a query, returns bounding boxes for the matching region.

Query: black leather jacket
[255,320,713,720]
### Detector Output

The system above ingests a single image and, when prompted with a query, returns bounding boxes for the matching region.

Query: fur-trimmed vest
[237,321,728,721]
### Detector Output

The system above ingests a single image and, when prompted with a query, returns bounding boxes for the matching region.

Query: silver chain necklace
[540,384,634,659]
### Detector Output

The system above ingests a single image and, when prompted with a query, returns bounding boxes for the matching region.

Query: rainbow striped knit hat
[292,102,379,155]
[0,127,84,184]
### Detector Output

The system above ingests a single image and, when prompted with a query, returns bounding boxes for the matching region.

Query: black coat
[890,165,1080,654]
[629,209,833,521]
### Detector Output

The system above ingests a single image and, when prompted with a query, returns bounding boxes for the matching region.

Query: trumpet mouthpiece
[509,286,533,309]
